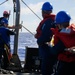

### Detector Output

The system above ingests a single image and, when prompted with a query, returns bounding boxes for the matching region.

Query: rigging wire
[20,0,42,35]
[0,0,8,5]
[22,25,34,35]
[12,0,34,35]
[21,21,34,35]
[21,0,42,20]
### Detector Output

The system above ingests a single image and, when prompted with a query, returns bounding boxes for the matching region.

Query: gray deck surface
[0,73,42,75]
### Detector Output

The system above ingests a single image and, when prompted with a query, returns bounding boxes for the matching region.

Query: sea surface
[10,32,38,62]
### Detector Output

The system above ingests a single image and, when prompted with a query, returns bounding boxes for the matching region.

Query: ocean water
[10,32,38,61]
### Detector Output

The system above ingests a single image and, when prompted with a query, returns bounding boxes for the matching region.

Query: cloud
[0,0,13,9]
[21,2,43,15]
[20,2,44,32]
[21,18,40,32]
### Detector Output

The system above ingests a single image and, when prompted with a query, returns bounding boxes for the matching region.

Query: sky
[0,0,75,33]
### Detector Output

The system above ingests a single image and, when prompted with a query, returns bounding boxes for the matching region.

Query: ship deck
[1,73,42,75]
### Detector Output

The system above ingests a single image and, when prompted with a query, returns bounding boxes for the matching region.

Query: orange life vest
[51,24,75,62]
[35,14,55,39]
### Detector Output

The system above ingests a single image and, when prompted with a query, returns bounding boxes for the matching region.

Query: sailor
[0,10,21,69]
[35,2,56,75]
[0,10,22,29]
[0,26,15,69]
[0,11,14,29]
[50,11,75,75]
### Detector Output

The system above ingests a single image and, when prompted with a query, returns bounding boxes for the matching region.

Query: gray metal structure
[13,0,20,54]
[9,0,22,71]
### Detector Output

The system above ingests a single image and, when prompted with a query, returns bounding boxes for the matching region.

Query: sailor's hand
[12,24,22,29]
[66,46,75,54]
[19,24,22,29]
[12,25,15,28]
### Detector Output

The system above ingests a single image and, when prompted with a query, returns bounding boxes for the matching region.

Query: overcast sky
[0,0,75,33]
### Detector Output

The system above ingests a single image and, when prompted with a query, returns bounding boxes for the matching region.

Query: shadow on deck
[0,47,42,75]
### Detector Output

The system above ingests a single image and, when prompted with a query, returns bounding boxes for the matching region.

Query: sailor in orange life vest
[35,2,56,75]
[50,11,75,75]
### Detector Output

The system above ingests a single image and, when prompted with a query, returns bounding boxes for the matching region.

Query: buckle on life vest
[65,47,75,54]
[45,42,51,46]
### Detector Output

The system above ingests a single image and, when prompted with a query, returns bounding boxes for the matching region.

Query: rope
[0,0,8,5]
[21,0,42,20]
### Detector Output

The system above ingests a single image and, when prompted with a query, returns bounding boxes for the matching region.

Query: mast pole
[13,0,20,54]
[10,0,22,71]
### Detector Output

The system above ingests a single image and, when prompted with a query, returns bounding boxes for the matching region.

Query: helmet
[3,11,9,15]
[42,2,53,11]
[3,11,9,17]
[55,11,71,24]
